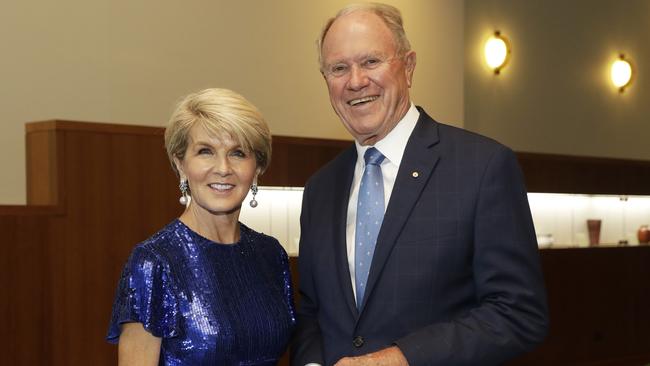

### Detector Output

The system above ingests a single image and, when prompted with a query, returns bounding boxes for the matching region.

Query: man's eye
[363,58,381,68]
[331,64,348,74]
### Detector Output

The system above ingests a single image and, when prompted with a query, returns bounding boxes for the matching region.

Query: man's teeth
[209,183,234,191]
[349,96,378,106]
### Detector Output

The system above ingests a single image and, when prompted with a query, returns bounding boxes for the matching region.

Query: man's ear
[404,51,417,87]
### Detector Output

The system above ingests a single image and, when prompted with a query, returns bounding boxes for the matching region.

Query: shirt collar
[354,103,420,167]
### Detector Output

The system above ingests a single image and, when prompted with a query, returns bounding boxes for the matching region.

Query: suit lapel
[360,110,441,312]
[330,146,360,317]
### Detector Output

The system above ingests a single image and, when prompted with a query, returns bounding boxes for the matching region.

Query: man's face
[321,11,416,146]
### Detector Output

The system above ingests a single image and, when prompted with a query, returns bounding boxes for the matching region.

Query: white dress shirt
[346,103,420,300]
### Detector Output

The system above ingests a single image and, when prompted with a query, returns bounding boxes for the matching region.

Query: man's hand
[334,346,408,366]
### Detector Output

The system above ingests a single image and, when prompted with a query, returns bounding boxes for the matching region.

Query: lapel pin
[412,171,419,178]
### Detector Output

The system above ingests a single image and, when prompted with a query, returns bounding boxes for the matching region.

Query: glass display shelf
[240,188,650,254]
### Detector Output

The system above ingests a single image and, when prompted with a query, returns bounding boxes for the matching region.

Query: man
[292,3,548,365]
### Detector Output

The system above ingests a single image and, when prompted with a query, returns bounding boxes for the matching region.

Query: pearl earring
[249,183,258,208]
[179,178,190,207]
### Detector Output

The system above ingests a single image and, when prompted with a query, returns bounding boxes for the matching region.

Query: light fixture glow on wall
[610,54,633,92]
[484,31,511,74]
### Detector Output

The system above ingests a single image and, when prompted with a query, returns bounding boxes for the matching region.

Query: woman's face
[176,125,258,219]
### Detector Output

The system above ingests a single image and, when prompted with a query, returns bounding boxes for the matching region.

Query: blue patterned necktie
[355,147,385,310]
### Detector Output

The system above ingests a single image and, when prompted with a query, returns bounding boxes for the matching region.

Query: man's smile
[348,95,379,106]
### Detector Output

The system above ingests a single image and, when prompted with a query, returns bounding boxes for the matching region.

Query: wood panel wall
[1,120,649,365]
[2,121,183,365]
[514,247,650,366]
[518,152,650,195]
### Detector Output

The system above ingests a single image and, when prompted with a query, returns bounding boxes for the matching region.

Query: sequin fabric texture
[107,219,296,365]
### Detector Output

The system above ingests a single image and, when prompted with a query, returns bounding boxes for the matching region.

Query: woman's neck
[179,205,241,244]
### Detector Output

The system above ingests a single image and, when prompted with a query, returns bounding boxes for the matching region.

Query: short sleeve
[106,245,180,343]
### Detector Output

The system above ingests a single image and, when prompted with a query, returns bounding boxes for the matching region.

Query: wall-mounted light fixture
[484,31,511,74]
[610,54,634,92]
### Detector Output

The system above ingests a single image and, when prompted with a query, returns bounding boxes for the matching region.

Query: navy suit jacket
[291,108,548,366]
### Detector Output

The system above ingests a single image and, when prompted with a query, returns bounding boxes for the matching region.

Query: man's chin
[351,130,381,146]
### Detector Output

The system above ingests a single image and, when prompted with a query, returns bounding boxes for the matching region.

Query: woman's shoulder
[240,223,286,254]
[129,220,186,264]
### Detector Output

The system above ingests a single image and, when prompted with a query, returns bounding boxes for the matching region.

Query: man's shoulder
[440,122,505,148]
[411,109,516,171]
[416,110,510,155]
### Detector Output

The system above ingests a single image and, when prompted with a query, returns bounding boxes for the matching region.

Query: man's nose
[347,64,369,90]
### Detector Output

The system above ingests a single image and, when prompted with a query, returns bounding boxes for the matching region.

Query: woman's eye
[198,148,212,155]
[231,149,247,158]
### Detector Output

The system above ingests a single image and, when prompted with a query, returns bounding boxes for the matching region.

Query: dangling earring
[249,183,258,208]
[179,178,191,207]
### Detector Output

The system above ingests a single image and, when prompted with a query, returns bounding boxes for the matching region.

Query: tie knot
[364,147,385,166]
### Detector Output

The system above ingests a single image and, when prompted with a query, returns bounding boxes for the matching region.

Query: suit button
[352,336,364,348]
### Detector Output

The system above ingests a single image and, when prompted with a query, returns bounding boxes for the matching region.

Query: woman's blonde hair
[164,88,272,176]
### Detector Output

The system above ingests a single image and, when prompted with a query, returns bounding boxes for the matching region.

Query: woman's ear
[173,157,185,178]
[253,165,263,184]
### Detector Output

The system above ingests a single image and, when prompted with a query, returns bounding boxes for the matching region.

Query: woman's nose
[213,155,231,175]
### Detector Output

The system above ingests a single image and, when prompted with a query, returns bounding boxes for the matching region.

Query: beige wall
[465,0,650,159]
[0,0,464,204]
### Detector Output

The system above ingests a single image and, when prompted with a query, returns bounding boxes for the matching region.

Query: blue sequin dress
[107,219,296,365]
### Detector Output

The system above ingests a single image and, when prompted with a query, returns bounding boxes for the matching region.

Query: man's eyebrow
[326,52,383,65]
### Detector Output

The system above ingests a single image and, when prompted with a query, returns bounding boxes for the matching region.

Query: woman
[107,88,295,365]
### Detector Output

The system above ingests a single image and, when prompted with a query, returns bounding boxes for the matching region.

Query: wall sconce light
[610,54,634,92]
[484,31,511,74]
